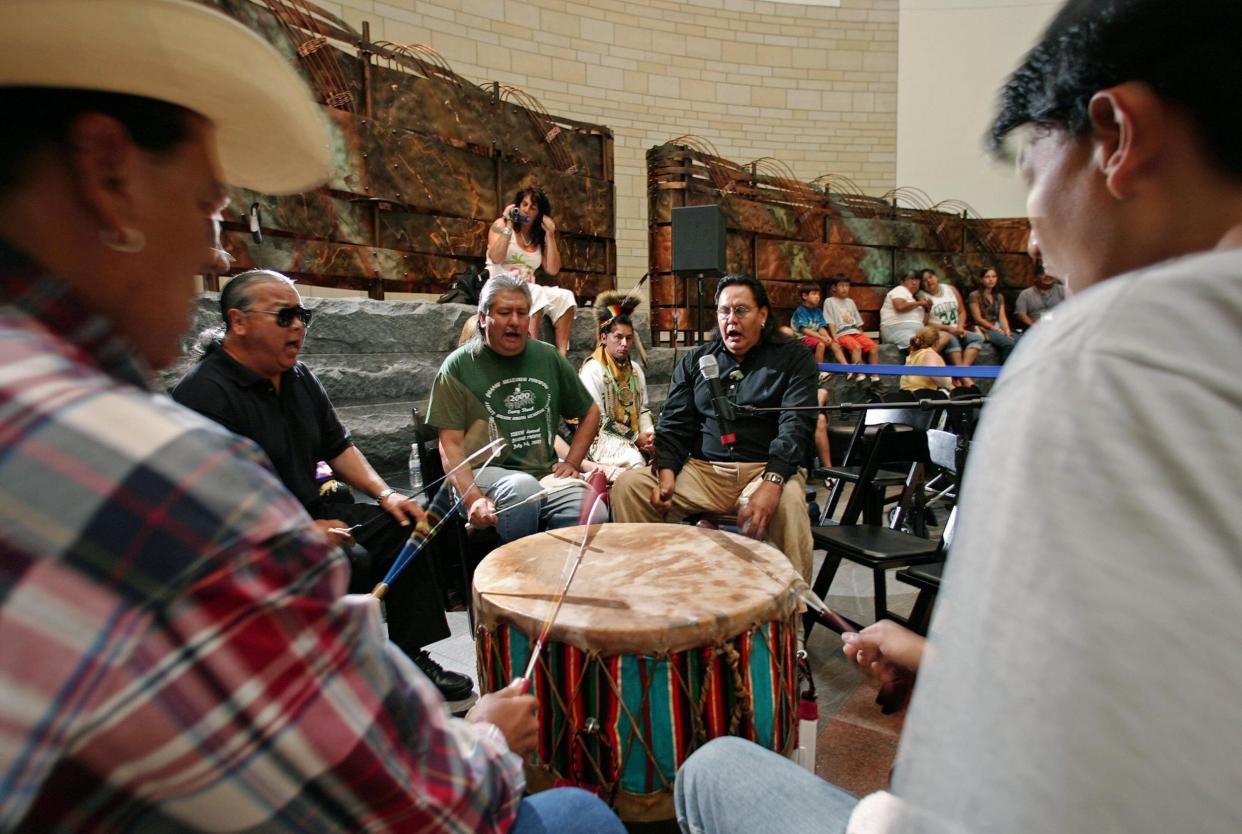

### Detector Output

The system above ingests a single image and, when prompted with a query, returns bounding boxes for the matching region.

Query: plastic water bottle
[409,442,426,505]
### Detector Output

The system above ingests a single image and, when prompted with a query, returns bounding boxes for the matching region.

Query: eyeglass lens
[275,306,312,327]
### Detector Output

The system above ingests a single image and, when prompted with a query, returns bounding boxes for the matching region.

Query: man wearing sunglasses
[173,269,474,708]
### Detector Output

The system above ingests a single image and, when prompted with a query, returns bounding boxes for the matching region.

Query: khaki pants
[611,459,812,582]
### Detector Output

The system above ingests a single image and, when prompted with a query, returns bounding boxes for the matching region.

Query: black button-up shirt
[172,348,351,518]
[655,336,816,479]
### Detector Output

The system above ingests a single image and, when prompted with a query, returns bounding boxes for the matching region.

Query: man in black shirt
[611,274,816,580]
[173,270,473,706]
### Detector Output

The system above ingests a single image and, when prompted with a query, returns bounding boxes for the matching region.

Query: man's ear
[226,307,248,334]
[65,113,141,236]
[1088,81,1165,200]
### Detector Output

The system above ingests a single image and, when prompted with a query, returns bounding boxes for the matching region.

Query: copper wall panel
[202,0,615,302]
[647,141,1035,342]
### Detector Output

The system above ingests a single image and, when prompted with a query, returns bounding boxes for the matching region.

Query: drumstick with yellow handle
[514,488,609,693]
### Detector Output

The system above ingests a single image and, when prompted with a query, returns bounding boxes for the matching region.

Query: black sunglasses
[249,306,312,327]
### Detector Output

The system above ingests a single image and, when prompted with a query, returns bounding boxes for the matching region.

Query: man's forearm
[328,446,389,499]
[564,405,600,468]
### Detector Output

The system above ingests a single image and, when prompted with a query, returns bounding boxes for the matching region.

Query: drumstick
[371,443,506,600]
[517,491,609,688]
[799,584,912,714]
[328,438,508,539]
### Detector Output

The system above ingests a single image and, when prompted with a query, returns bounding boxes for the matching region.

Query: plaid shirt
[0,242,523,832]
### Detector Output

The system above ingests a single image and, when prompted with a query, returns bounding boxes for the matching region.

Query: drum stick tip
[371,582,388,600]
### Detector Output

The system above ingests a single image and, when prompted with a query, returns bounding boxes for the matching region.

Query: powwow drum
[473,522,802,821]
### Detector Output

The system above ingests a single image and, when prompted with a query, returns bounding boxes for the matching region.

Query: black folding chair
[806,427,964,634]
[820,399,942,525]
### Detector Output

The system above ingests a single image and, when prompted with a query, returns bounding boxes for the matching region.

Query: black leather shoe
[412,650,476,704]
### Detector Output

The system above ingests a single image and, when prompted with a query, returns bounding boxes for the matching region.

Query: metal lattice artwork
[203,0,614,301]
[647,141,1034,338]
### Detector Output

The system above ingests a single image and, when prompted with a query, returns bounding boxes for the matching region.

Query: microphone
[698,354,737,447]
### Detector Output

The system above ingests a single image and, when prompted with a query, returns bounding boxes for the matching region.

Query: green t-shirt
[427,338,594,476]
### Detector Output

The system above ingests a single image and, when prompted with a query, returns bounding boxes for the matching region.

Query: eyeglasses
[248,306,312,327]
[716,305,754,320]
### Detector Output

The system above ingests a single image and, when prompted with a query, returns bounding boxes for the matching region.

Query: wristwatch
[376,487,397,503]
[500,226,512,236]
[760,471,785,486]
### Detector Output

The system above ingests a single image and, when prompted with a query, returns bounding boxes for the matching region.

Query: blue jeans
[942,329,983,354]
[472,467,589,542]
[511,787,626,834]
[675,737,858,834]
[982,328,1018,361]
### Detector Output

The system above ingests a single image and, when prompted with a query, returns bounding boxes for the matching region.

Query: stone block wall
[160,294,674,477]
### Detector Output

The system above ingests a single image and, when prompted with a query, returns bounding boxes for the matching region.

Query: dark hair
[829,274,851,287]
[901,270,921,283]
[989,0,1242,180]
[714,273,789,344]
[219,269,296,331]
[798,284,821,297]
[602,314,634,335]
[921,268,939,279]
[511,187,553,250]
[0,88,192,193]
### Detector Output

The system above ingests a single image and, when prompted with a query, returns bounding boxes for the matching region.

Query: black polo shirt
[172,347,351,518]
[655,336,816,479]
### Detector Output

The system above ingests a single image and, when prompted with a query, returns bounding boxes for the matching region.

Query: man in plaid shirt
[0,2,625,832]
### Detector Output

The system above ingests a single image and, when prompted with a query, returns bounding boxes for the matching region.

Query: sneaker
[818,371,832,384]
[869,374,881,382]
[412,650,477,707]
[850,372,866,382]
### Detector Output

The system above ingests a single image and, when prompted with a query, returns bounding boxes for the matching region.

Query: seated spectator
[577,291,654,481]
[791,283,846,376]
[921,268,981,385]
[486,187,577,357]
[823,273,881,381]
[427,273,601,543]
[900,326,952,393]
[879,270,930,349]
[1015,267,1066,328]
[967,266,1019,361]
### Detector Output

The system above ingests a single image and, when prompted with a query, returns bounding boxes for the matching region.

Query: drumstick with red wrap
[515,482,609,692]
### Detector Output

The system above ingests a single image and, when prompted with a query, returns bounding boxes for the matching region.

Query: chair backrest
[839,423,930,525]
[926,428,970,476]
[837,404,938,470]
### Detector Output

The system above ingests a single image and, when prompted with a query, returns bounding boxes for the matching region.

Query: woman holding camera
[486,187,577,356]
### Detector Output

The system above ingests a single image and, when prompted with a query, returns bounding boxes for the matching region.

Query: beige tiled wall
[313,0,897,298]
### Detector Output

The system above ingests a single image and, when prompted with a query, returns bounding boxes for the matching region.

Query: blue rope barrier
[818,362,1002,379]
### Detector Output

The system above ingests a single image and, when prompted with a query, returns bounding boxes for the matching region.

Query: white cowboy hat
[0,0,331,195]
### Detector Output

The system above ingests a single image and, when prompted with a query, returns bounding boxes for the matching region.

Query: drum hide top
[472,523,802,655]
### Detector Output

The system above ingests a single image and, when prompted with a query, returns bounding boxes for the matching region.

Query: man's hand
[842,620,926,682]
[467,679,539,757]
[650,468,676,514]
[467,495,498,529]
[636,432,655,454]
[738,479,781,541]
[380,491,425,528]
[550,460,580,479]
[312,518,353,548]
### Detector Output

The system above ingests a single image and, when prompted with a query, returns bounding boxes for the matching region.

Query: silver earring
[100,227,146,254]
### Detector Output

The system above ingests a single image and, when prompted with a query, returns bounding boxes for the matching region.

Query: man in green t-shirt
[428,273,601,541]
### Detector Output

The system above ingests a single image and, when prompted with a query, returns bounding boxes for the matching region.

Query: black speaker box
[672,205,727,274]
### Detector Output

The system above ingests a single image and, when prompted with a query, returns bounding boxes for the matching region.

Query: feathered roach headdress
[594,287,646,364]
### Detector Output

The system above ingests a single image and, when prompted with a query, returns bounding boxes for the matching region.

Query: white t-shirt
[862,248,1242,833]
[879,285,924,329]
[920,284,961,328]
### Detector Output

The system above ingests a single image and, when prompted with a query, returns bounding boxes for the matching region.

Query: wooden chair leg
[872,568,889,623]
[907,589,937,635]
